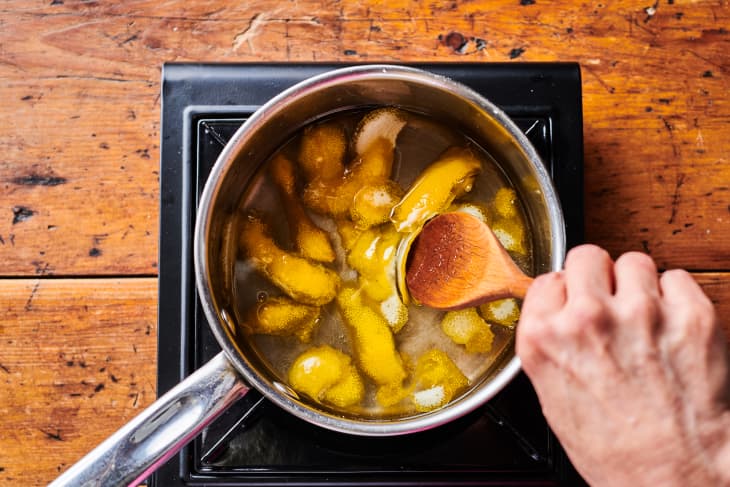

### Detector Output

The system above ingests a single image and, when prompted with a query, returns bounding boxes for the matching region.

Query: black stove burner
[155,63,585,486]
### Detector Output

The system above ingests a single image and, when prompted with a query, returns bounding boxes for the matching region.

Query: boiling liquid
[233,108,533,418]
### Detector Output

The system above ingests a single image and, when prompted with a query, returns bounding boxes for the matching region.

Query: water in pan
[231,107,533,419]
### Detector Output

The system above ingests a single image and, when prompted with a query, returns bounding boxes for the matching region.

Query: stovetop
[154,63,585,486]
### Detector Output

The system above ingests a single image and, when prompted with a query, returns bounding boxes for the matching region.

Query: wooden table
[1,1,728,484]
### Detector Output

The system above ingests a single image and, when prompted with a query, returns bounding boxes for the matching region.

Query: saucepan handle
[49,351,249,487]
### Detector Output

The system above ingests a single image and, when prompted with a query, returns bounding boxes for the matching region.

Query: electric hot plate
[154,63,585,486]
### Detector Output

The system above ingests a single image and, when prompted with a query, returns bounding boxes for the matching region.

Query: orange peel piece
[270,153,335,263]
[288,345,365,408]
[440,308,495,354]
[239,215,339,306]
[297,122,347,182]
[410,349,469,413]
[244,296,320,342]
[479,298,520,328]
[336,286,407,387]
[390,146,482,233]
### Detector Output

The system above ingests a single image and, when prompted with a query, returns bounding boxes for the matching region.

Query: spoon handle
[505,273,534,300]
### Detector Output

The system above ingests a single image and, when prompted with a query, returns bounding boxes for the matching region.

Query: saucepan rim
[193,63,566,436]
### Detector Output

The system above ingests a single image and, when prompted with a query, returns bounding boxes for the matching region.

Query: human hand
[516,245,730,486]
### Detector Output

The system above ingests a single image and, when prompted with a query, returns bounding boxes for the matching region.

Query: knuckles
[518,295,615,356]
[618,294,661,330]
[660,269,718,335]
[563,296,612,335]
[516,315,545,351]
[667,302,719,346]
[516,313,559,371]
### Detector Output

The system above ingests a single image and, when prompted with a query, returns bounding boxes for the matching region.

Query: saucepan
[51,65,565,486]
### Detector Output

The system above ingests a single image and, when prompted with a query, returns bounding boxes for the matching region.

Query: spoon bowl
[406,211,534,310]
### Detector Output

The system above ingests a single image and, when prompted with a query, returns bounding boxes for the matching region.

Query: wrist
[689,408,730,487]
[654,408,730,487]
[710,411,730,486]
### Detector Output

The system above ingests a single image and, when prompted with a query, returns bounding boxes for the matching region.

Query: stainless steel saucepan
[50,65,565,486]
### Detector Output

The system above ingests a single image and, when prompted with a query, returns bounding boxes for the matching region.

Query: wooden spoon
[405,211,533,310]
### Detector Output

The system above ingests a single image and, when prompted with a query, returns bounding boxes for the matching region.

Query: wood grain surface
[0,279,157,484]
[0,0,728,485]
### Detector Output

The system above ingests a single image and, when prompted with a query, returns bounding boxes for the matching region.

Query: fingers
[658,270,728,409]
[659,268,718,347]
[660,269,712,308]
[518,246,663,377]
[516,271,566,375]
[522,271,567,319]
[564,245,615,301]
[606,252,663,364]
[614,252,660,300]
